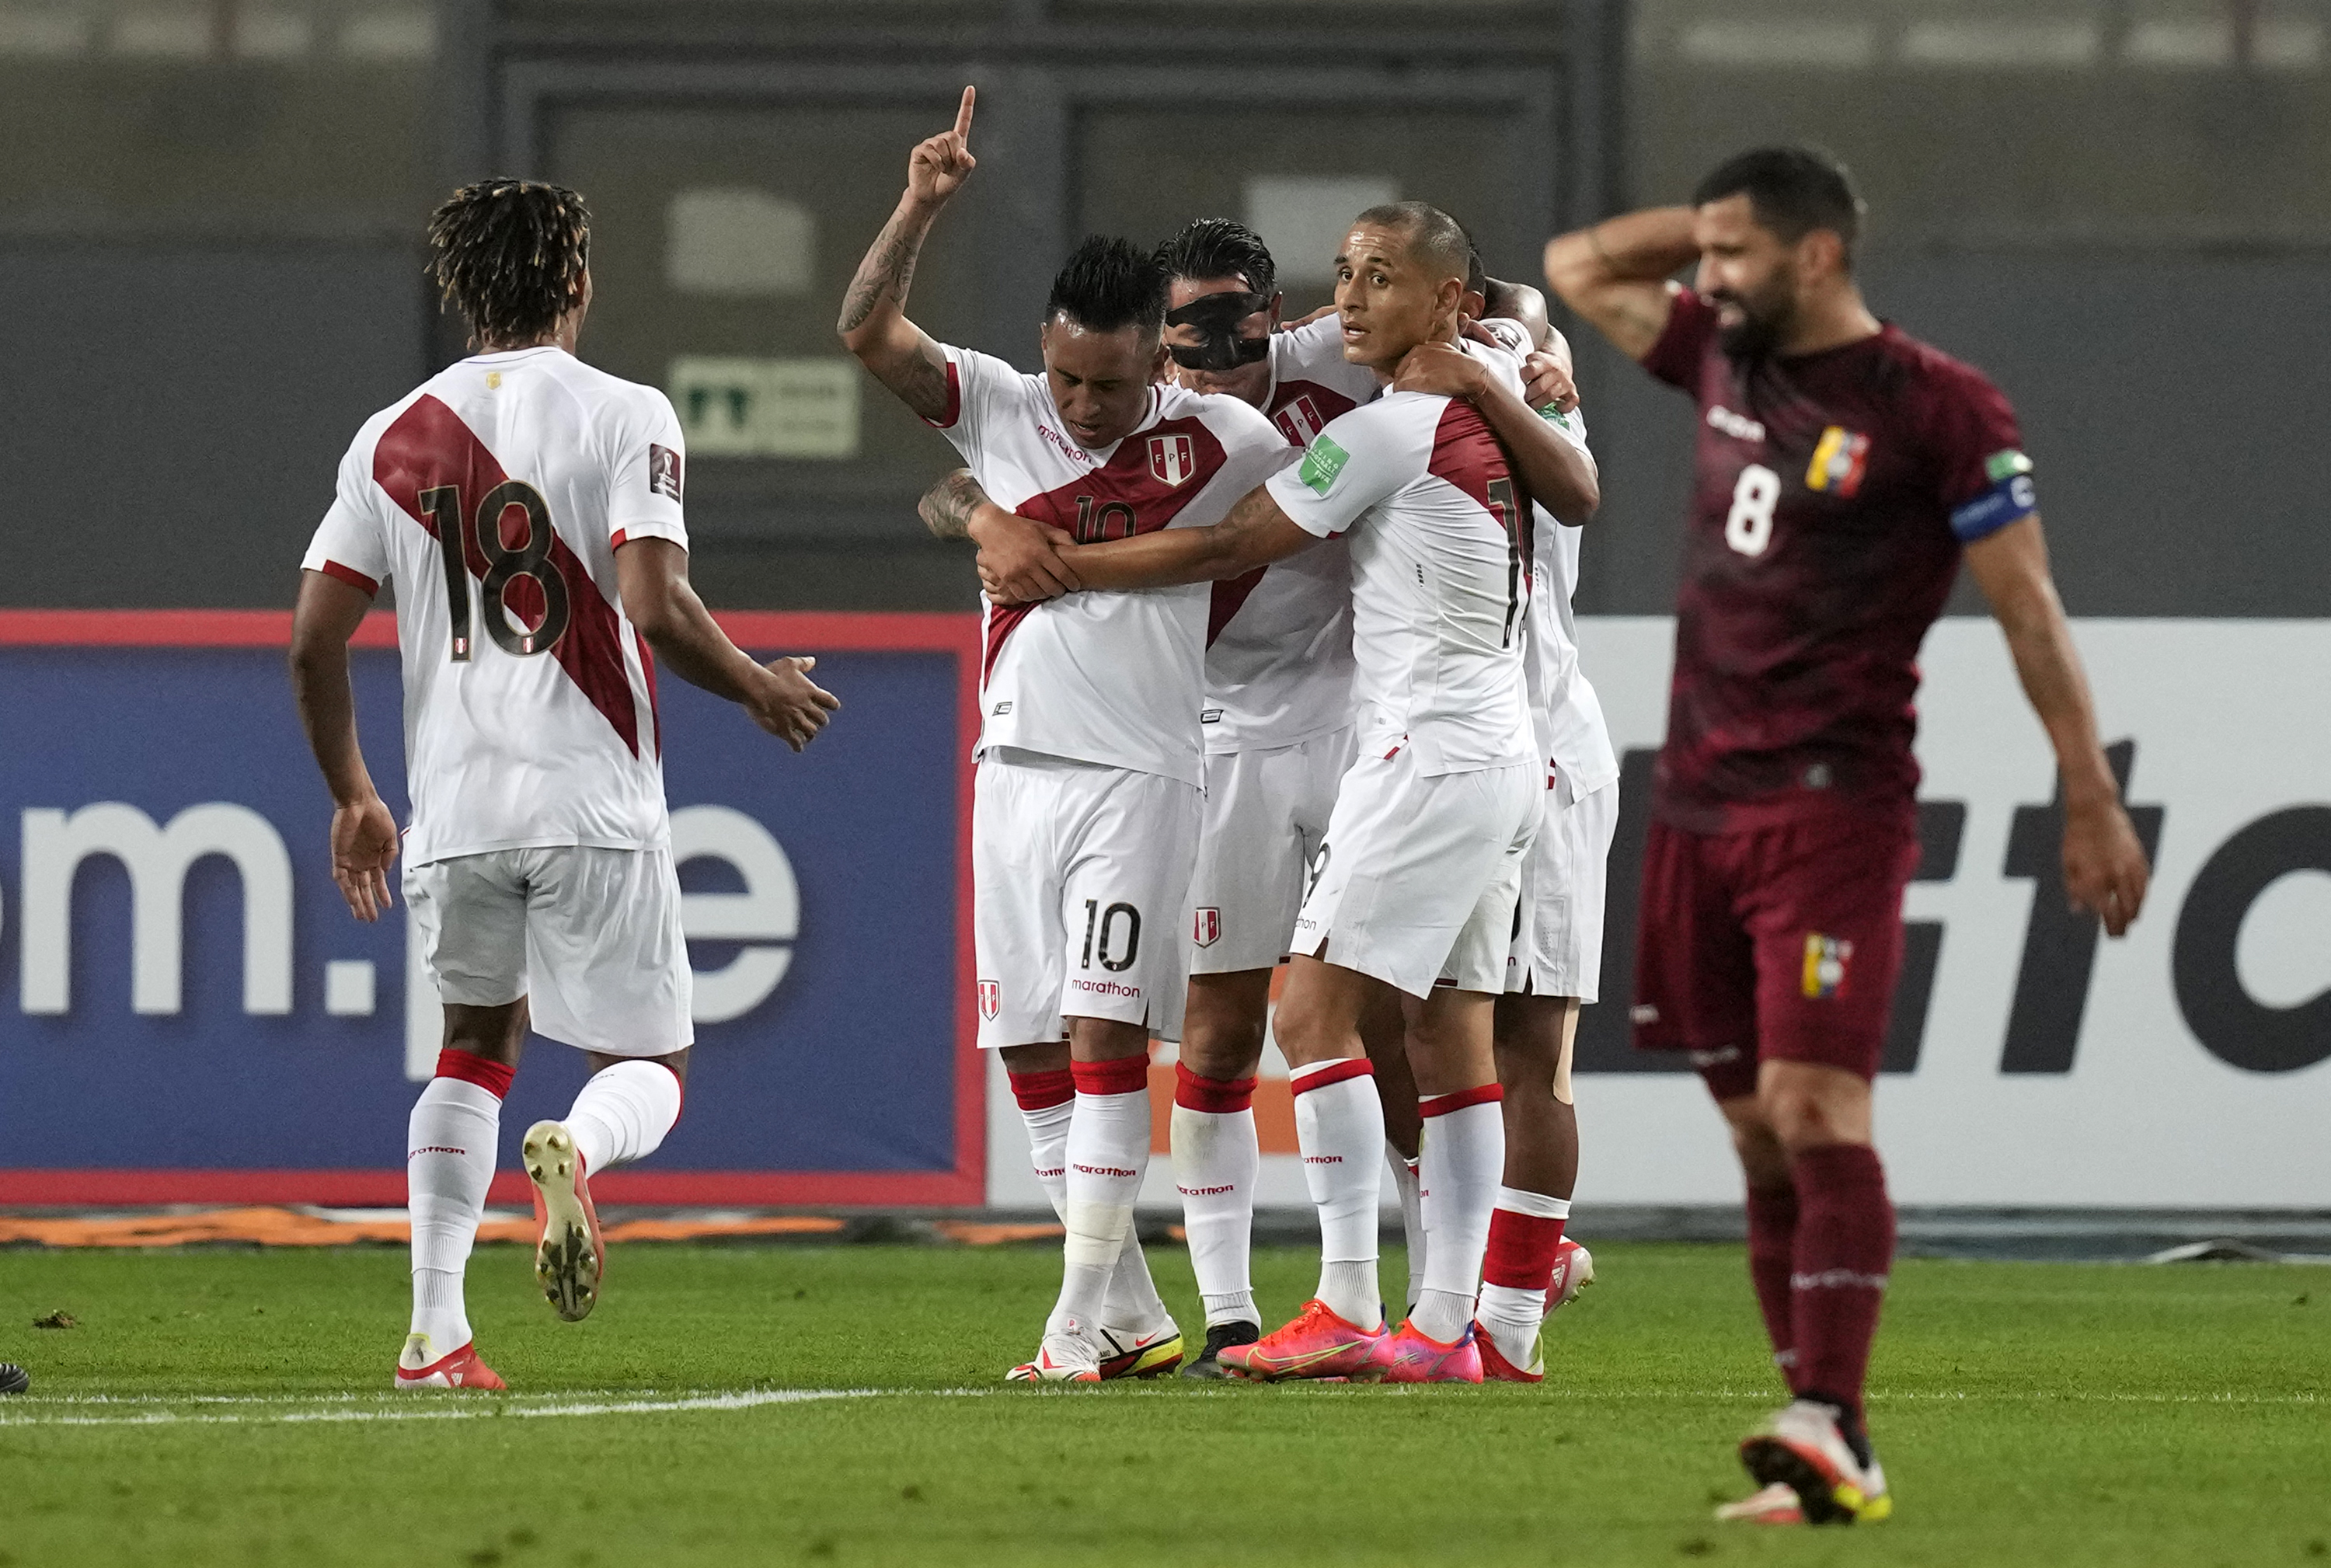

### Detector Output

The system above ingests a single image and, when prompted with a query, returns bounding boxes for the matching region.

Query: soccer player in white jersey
[1394,276,1618,1380]
[289,179,839,1390]
[939,218,1591,1375]
[981,202,1594,1382]
[838,92,1289,1382]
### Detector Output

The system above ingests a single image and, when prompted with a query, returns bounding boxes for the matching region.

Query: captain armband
[1949,450,2037,542]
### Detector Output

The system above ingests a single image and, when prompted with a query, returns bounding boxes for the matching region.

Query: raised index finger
[953,85,975,141]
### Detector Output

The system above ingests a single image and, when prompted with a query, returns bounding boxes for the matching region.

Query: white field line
[1,1383,2319,1428]
[0,1387,887,1428]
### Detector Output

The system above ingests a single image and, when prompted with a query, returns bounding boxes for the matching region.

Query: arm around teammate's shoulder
[1543,207,1699,364]
[615,537,840,751]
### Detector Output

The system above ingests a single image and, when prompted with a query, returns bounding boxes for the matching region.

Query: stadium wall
[2,612,2322,1212]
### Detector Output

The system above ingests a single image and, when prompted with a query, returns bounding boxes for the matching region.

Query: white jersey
[933,345,1287,788]
[1266,336,1538,777]
[1538,484,1622,803]
[1514,400,1618,800]
[1202,316,1384,753]
[301,346,685,868]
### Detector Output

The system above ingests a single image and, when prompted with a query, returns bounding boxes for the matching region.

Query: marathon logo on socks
[1800,933,1855,999]
[1805,426,1872,497]
[1192,908,1221,949]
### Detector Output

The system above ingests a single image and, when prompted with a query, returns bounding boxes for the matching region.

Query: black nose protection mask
[1165,291,1272,371]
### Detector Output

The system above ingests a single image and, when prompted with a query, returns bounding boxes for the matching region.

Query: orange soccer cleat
[1218,1299,1389,1382]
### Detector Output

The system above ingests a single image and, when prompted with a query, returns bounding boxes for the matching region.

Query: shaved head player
[1547,146,2151,1523]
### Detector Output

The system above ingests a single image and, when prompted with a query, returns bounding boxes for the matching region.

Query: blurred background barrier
[4,0,2324,618]
[0,611,985,1206]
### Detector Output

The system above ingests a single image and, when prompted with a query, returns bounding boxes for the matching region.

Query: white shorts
[1290,751,1538,998]
[404,845,694,1058]
[1507,777,1619,1001]
[973,748,1201,1049]
[1187,726,1356,976]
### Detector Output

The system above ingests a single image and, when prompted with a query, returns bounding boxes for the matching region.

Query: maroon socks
[1787,1142,1895,1428]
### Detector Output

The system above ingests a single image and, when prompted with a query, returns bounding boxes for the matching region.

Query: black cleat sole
[1740,1436,1855,1525]
[0,1363,29,1396]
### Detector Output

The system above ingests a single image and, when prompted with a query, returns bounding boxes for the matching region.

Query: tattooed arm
[838,86,977,422]
[918,469,1084,600]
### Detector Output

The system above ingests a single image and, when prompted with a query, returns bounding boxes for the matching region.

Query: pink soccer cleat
[1378,1319,1484,1383]
[394,1336,507,1391]
[1218,1299,1389,1382]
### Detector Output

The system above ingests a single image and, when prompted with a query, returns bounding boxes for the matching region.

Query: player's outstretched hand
[753,656,842,752]
[1391,340,1490,401]
[330,793,399,923]
[2064,798,2150,937]
[974,510,1079,604]
[907,86,977,207]
[1515,349,1580,415]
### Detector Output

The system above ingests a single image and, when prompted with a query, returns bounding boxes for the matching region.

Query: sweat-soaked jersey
[1641,287,2037,832]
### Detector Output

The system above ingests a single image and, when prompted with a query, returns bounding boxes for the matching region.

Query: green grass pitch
[2,1240,2325,1566]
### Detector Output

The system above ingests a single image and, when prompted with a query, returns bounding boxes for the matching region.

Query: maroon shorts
[1632,809,1919,1102]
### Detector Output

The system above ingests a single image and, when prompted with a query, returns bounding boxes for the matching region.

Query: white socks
[1387,1143,1427,1316]
[565,1058,684,1176]
[1048,1058,1152,1336]
[1292,1058,1383,1331]
[406,1069,502,1353]
[1479,1187,1573,1359]
[1171,1065,1261,1328]
[1015,1063,1167,1337]
[1413,1090,1506,1345]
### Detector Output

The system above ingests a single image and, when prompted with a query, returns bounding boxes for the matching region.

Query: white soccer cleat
[1548,1239,1594,1313]
[1738,1399,1892,1524]
[1096,1315,1184,1380]
[1005,1319,1105,1384]
[1714,1482,1807,1524]
[523,1120,604,1323]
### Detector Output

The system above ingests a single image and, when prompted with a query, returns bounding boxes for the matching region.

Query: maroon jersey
[1641,288,2038,833]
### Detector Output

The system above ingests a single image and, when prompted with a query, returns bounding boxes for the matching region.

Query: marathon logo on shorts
[648,443,683,502]
[977,980,1000,1020]
[1805,426,1871,497]
[1149,433,1196,488]
[1801,933,1855,999]
[1193,908,1221,949]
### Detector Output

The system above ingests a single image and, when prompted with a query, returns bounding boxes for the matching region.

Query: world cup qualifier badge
[1192,908,1221,949]
[977,980,1001,1021]
[1800,933,1854,999]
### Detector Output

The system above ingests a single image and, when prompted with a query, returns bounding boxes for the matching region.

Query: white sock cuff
[419,1075,503,1118]
[1494,1186,1572,1221]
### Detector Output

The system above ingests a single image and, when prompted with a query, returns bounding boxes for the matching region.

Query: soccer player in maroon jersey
[1546,147,2151,1524]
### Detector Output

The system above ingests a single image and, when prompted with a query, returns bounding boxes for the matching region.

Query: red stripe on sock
[1008,1068,1076,1111]
[1419,1082,1503,1117]
[1071,1054,1152,1098]
[434,1049,514,1100]
[1483,1206,1567,1291]
[1289,1058,1373,1096]
[1173,1062,1257,1114]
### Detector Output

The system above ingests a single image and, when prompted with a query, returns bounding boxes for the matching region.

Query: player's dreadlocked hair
[427,179,592,348]
[1153,218,1277,298]
[1044,235,1169,340]
[1693,146,1865,267]
[1352,200,1472,284]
